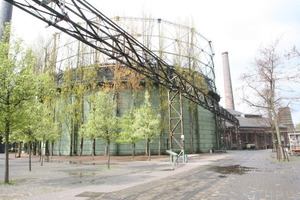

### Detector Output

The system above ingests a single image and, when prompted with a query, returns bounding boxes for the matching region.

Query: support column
[168,89,187,162]
[168,89,184,150]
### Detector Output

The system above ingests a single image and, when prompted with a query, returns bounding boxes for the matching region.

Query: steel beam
[4,0,239,126]
[168,89,184,151]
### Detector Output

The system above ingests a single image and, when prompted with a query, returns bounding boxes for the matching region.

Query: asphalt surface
[1,150,300,200]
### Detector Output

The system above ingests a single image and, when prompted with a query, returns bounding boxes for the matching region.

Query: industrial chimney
[0,0,13,39]
[222,52,235,110]
[278,107,294,132]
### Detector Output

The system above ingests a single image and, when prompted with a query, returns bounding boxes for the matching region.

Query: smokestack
[278,107,294,132]
[0,0,13,39]
[222,52,235,110]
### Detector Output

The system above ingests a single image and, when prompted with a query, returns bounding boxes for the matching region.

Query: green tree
[11,103,38,171]
[58,68,77,156]
[134,90,160,161]
[32,101,60,165]
[7,46,59,171]
[81,91,119,168]
[58,66,98,156]
[10,100,38,171]
[119,108,143,158]
[0,25,36,183]
[11,97,60,169]
[73,66,98,156]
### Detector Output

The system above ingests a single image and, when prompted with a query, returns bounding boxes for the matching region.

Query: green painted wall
[52,86,218,156]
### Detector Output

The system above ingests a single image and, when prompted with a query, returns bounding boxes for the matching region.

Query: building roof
[227,109,243,117]
[236,116,269,128]
[226,109,287,131]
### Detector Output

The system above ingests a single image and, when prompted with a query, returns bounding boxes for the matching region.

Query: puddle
[161,168,175,171]
[69,161,82,164]
[69,161,118,166]
[69,172,98,178]
[51,160,117,166]
[210,165,257,175]
[76,191,102,198]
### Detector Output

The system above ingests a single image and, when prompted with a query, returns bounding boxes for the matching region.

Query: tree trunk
[45,141,50,162]
[41,142,44,166]
[69,129,73,156]
[51,142,54,159]
[272,106,285,161]
[17,142,22,158]
[147,139,151,161]
[271,130,277,152]
[38,142,42,162]
[4,121,10,183]
[158,133,161,156]
[80,137,83,156]
[92,139,95,160]
[14,144,17,158]
[33,142,37,155]
[79,95,85,157]
[274,124,284,161]
[106,142,111,169]
[59,124,62,156]
[131,143,136,159]
[28,142,32,171]
[145,139,149,156]
[268,112,277,152]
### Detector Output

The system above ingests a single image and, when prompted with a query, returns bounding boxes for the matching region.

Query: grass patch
[0,182,15,186]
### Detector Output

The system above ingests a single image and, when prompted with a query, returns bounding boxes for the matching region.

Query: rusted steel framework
[5,1,239,127]
[168,90,184,151]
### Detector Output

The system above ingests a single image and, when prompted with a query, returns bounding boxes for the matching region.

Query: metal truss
[168,89,184,151]
[4,0,239,126]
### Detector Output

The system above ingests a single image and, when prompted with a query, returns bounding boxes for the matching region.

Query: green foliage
[118,91,161,157]
[134,91,160,142]
[175,66,209,94]
[33,101,60,143]
[57,65,98,155]
[0,25,36,136]
[80,91,119,167]
[11,98,60,144]
[0,24,38,183]
[119,108,143,144]
[81,91,119,143]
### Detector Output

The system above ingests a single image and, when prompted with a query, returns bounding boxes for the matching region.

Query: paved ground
[0,150,300,200]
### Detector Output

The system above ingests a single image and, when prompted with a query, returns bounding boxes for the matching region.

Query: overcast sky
[6,0,300,125]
